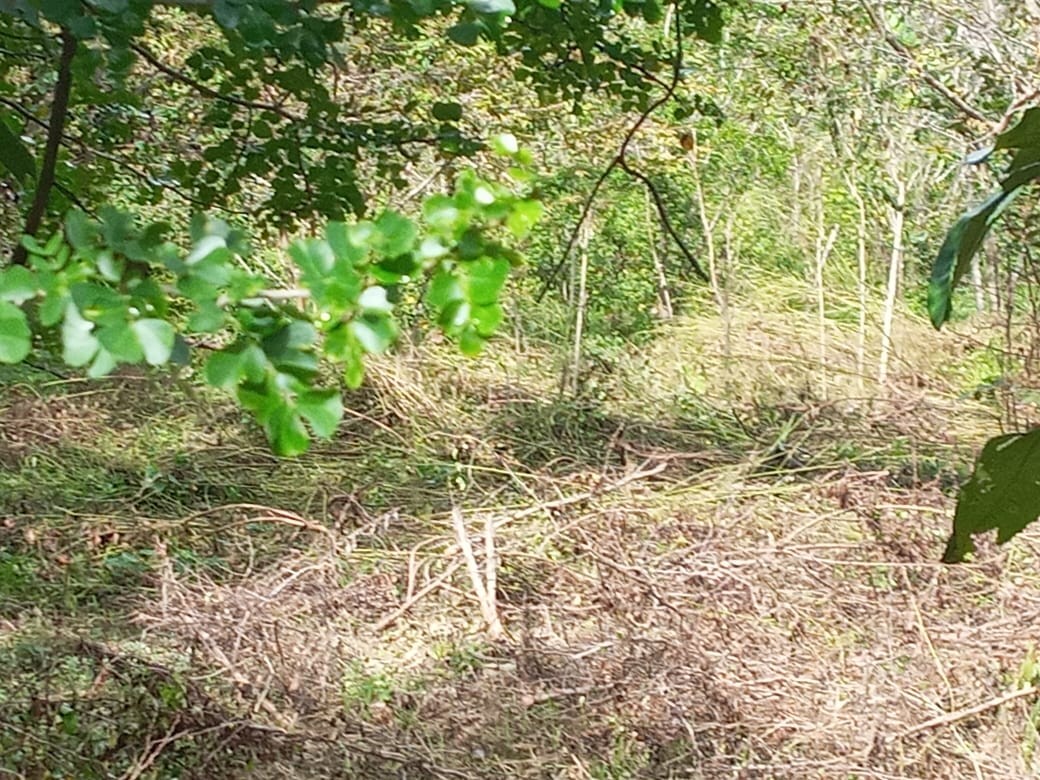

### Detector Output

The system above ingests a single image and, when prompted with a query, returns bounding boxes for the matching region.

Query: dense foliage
[3,0,1040,558]
[0,0,727,453]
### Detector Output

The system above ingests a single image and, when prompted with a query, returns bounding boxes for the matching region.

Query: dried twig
[374,560,463,632]
[887,685,1039,744]
[452,505,504,638]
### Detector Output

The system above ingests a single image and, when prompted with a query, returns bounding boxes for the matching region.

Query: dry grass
[3,299,1040,779]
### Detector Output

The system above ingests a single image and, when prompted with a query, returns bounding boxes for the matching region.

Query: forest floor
[3,299,1040,779]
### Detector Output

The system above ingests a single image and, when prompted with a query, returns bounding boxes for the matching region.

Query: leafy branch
[537,0,717,300]
[0,138,543,456]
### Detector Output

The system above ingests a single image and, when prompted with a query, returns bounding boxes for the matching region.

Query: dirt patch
[0,389,106,466]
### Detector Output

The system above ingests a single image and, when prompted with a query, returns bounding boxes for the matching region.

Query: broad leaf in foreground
[929,108,1040,329]
[943,429,1040,563]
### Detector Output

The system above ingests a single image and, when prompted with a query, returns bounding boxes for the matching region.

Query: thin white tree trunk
[686,131,724,313]
[567,218,591,394]
[878,176,906,387]
[722,211,737,366]
[645,188,673,320]
[970,255,986,313]
[844,171,870,392]
[815,224,840,398]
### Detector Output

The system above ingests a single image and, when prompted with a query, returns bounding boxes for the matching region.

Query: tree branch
[11,29,76,267]
[536,6,699,301]
[130,42,302,122]
[618,157,707,282]
[859,0,989,125]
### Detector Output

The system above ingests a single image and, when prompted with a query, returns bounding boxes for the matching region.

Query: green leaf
[506,199,542,238]
[170,335,191,366]
[928,192,1010,328]
[324,324,366,388]
[447,22,481,46]
[467,0,515,13]
[188,299,226,332]
[325,221,367,265]
[62,304,100,367]
[266,403,311,457]
[205,349,244,390]
[928,167,1040,328]
[97,322,144,363]
[690,0,724,44]
[943,429,1040,562]
[289,238,335,277]
[458,326,485,356]
[96,250,125,283]
[186,234,227,265]
[64,210,97,250]
[471,302,503,336]
[432,102,463,122]
[297,389,343,438]
[994,107,1040,151]
[374,211,418,257]
[427,269,464,308]
[490,133,519,155]
[350,315,397,354]
[0,122,35,183]
[88,347,118,378]
[465,257,510,305]
[0,266,37,304]
[0,302,31,363]
[132,319,175,365]
[358,286,393,313]
[213,0,242,28]
[264,322,316,366]
[343,349,364,389]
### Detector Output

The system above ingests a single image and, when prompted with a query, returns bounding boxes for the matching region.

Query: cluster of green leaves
[1,137,540,456]
[1,0,727,233]
[929,108,1040,561]
[502,0,727,114]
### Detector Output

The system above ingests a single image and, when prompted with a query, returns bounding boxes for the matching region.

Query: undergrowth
[2,290,1038,779]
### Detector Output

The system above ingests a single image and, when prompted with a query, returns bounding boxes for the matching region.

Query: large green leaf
[928,162,1040,328]
[944,429,1040,563]
[467,0,514,14]
[0,267,38,304]
[927,189,1017,328]
[297,389,343,439]
[61,304,100,367]
[994,107,1040,151]
[0,302,31,363]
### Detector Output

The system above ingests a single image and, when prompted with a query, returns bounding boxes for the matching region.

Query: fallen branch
[887,685,1039,744]
[374,460,667,631]
[374,560,462,632]
[452,505,504,638]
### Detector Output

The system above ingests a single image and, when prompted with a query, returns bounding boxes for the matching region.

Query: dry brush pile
[2,304,1040,779]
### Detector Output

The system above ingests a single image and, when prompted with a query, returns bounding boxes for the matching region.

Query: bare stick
[452,505,503,638]
[484,512,501,638]
[375,461,666,632]
[887,685,1039,743]
[373,561,462,632]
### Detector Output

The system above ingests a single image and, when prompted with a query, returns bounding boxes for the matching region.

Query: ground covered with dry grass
[3,303,1040,779]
